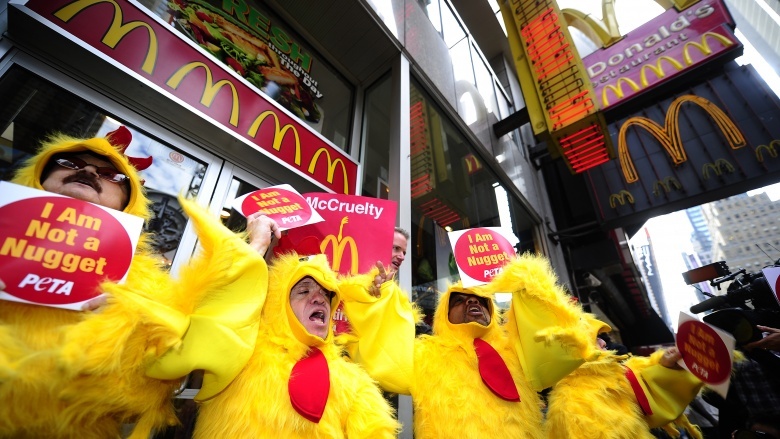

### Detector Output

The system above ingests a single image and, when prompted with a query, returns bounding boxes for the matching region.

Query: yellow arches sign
[585,65,780,227]
[618,95,745,183]
[33,0,358,194]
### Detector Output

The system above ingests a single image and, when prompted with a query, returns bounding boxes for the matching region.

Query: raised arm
[624,348,703,430]
[488,253,607,391]
[145,197,270,401]
[338,262,416,395]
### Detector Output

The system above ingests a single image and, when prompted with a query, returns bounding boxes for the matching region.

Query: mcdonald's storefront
[1,0,554,434]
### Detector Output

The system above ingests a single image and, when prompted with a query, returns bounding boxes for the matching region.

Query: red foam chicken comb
[106,126,153,171]
[274,235,323,258]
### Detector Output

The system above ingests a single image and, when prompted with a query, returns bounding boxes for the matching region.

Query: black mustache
[63,171,102,193]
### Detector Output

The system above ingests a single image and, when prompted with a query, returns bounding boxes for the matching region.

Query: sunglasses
[54,157,129,184]
[733,429,778,439]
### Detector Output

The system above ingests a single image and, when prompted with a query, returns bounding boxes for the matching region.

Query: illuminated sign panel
[586,65,780,228]
[507,0,599,132]
[503,0,614,174]
[583,0,740,110]
[21,0,357,194]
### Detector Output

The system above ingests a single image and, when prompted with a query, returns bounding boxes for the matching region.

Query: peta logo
[18,273,74,296]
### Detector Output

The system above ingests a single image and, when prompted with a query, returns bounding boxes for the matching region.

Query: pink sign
[582,0,741,109]
[449,227,518,287]
[286,194,397,275]
[0,182,142,310]
[21,0,357,194]
[232,184,322,231]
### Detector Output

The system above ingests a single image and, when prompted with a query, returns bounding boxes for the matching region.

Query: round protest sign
[677,320,731,384]
[453,228,515,283]
[0,196,134,305]
[241,187,312,229]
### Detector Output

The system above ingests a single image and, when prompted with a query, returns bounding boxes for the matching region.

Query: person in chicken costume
[146,230,400,438]
[342,254,695,438]
[338,252,608,438]
[544,337,705,439]
[0,127,191,438]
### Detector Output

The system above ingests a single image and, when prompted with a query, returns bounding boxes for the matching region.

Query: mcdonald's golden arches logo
[601,32,737,107]
[652,176,681,197]
[702,159,735,179]
[756,140,780,163]
[55,0,159,75]
[609,190,634,208]
[167,62,240,127]
[619,95,745,183]
[321,217,359,274]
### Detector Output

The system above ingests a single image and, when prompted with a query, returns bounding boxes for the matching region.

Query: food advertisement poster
[162,0,324,126]
[0,182,144,310]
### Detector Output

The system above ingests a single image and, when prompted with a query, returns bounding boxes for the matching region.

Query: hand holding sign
[232,184,323,232]
[676,312,735,397]
[0,182,143,310]
[247,211,282,256]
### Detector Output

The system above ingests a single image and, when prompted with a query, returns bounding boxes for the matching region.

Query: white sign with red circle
[761,266,780,308]
[676,312,735,397]
[232,184,323,231]
[0,182,143,310]
[448,227,519,288]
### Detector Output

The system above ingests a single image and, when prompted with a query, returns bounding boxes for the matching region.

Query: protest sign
[0,182,143,310]
[231,184,323,231]
[286,193,397,275]
[676,312,735,397]
[448,227,519,288]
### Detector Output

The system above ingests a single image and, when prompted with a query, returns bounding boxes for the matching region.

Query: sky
[553,0,780,329]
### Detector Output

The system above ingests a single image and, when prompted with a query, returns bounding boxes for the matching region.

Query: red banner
[20,0,357,194]
[286,193,397,276]
[0,182,143,309]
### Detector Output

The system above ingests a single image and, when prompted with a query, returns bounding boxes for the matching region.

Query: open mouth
[309,310,326,325]
[467,305,483,316]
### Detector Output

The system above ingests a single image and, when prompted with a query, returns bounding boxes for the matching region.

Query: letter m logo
[55,0,158,74]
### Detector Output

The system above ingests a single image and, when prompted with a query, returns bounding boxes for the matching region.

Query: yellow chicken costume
[544,349,704,439]
[0,128,184,438]
[148,236,399,437]
[339,253,607,438]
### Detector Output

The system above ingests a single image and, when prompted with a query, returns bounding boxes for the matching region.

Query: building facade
[0,0,568,435]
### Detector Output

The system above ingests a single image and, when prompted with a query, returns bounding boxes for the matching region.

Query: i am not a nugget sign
[0,182,143,310]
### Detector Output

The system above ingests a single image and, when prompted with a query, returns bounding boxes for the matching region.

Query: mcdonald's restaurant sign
[20,0,357,194]
[586,65,780,228]
[583,0,741,110]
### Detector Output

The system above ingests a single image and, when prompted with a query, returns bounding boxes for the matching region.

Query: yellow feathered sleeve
[624,350,704,431]
[489,253,607,391]
[145,197,268,401]
[338,271,416,395]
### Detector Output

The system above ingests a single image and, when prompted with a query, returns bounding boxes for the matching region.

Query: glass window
[423,0,443,35]
[218,175,271,233]
[440,1,466,48]
[360,74,393,199]
[0,66,208,265]
[409,79,537,323]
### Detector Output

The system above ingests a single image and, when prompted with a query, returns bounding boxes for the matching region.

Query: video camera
[683,261,780,347]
